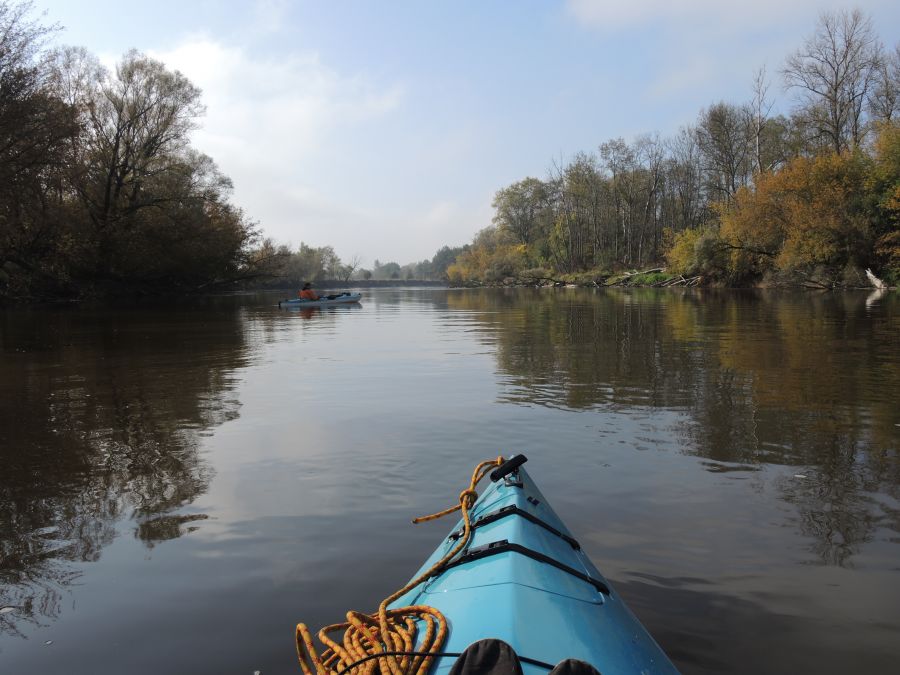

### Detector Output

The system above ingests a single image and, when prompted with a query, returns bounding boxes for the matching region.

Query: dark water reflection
[446,289,899,567]
[0,289,898,674]
[0,305,245,638]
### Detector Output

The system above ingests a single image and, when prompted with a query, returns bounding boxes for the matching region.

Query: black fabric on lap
[547,659,601,675]
[448,639,523,675]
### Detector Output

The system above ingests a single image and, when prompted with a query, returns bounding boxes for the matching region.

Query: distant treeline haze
[248,242,466,287]
[447,9,900,288]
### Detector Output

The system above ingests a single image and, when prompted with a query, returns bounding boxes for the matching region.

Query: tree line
[5,3,898,299]
[0,1,272,302]
[0,0,464,300]
[447,9,900,287]
[245,242,466,287]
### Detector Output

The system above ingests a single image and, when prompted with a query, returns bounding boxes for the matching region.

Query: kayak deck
[390,464,678,675]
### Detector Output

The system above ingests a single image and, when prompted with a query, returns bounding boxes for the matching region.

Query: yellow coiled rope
[296,457,505,675]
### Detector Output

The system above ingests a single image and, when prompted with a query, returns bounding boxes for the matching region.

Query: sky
[35,0,900,266]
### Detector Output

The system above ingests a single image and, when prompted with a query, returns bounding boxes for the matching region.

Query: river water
[1,288,898,674]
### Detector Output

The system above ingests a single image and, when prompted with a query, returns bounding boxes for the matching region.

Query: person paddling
[298,282,319,301]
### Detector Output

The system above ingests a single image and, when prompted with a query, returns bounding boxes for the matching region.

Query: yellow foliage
[445,226,532,283]
[719,151,872,279]
[869,122,900,225]
[867,122,900,281]
[665,227,725,277]
[666,228,703,275]
[446,263,465,284]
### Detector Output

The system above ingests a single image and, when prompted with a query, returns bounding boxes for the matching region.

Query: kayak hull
[390,465,678,675]
[279,292,362,308]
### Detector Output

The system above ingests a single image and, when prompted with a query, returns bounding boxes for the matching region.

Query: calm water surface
[1,288,898,674]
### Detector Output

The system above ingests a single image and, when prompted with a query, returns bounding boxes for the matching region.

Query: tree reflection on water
[0,307,247,636]
[444,288,899,567]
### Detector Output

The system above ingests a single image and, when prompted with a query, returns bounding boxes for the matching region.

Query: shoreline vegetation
[446,265,893,290]
[1,4,898,305]
[442,10,900,292]
[0,2,263,304]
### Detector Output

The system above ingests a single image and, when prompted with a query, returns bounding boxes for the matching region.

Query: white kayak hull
[278,292,362,308]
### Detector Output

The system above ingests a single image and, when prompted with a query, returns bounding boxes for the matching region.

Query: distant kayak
[296,455,678,675]
[279,292,362,308]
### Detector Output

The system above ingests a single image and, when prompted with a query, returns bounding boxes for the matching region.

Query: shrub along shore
[445,118,900,291]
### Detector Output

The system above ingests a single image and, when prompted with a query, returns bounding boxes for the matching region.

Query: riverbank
[448,266,895,291]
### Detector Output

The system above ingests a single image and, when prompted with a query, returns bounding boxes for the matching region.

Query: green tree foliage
[0,2,77,296]
[373,260,401,279]
[449,133,712,283]
[0,2,257,301]
[254,243,463,288]
[260,243,336,286]
[391,246,469,281]
[492,177,550,246]
[430,245,466,278]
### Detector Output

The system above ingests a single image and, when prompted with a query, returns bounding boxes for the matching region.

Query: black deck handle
[490,454,528,482]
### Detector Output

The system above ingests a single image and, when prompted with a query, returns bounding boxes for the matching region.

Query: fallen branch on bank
[607,268,665,286]
[654,275,701,287]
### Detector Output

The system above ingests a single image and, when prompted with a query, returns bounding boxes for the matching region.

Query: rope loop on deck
[296,456,505,675]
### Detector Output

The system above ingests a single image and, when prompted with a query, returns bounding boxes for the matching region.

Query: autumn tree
[720,151,873,284]
[867,122,900,281]
[447,226,527,284]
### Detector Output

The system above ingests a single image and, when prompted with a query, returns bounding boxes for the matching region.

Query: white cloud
[152,37,402,166]
[144,36,407,257]
[144,35,494,262]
